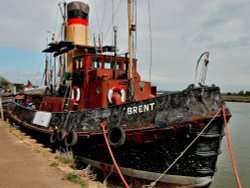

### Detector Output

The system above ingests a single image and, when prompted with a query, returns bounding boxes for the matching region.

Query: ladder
[62,86,72,110]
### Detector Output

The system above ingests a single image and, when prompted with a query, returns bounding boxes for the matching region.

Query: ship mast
[127,0,135,101]
[59,1,67,85]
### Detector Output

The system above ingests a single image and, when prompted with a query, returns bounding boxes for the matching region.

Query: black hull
[7,85,230,187]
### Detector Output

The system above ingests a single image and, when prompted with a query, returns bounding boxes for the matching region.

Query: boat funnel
[67,2,89,46]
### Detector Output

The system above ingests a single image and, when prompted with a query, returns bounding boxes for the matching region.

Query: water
[211,102,250,188]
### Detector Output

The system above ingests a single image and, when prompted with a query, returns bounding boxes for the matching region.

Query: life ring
[108,127,126,147]
[71,86,80,103]
[64,131,78,146]
[108,86,126,104]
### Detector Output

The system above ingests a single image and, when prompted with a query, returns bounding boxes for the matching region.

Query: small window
[105,58,122,70]
[92,58,102,68]
[74,58,84,70]
[75,59,79,69]
[115,60,122,70]
[104,58,111,69]
[80,58,84,68]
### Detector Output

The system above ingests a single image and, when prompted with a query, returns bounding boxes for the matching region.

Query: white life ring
[71,86,80,102]
[108,86,126,104]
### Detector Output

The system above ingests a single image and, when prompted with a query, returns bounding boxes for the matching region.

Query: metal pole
[0,97,4,120]
[128,0,133,80]
[127,0,135,101]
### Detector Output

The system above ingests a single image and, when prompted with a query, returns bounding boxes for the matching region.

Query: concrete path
[0,120,79,188]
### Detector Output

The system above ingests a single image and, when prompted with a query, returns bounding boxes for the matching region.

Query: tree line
[226,91,250,96]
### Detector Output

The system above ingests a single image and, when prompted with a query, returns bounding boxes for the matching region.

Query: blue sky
[0,0,249,92]
[0,48,44,85]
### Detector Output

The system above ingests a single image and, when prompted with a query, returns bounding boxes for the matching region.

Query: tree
[245,91,250,96]
[238,90,244,96]
[0,76,10,89]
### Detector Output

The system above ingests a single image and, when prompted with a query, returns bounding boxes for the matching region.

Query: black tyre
[108,127,126,147]
[64,131,78,146]
[50,130,57,143]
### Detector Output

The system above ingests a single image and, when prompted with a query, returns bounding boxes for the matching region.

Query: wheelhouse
[41,42,156,112]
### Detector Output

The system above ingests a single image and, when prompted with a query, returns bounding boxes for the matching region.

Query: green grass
[66,173,86,187]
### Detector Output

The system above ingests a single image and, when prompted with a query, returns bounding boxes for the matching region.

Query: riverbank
[0,119,106,188]
[222,95,250,103]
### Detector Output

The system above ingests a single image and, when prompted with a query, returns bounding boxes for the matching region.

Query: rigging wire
[54,2,59,39]
[147,0,153,81]
[103,0,123,43]
[94,0,102,34]
[100,0,107,34]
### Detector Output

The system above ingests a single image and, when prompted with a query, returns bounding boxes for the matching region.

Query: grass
[50,161,59,167]
[33,148,41,153]
[55,150,75,164]
[66,173,86,187]
[222,95,250,103]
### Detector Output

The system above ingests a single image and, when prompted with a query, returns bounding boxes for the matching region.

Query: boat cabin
[41,43,156,112]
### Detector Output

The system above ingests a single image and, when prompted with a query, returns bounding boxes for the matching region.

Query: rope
[222,104,242,188]
[144,108,222,188]
[101,121,130,188]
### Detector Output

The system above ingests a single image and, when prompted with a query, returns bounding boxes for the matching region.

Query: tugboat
[7,1,231,187]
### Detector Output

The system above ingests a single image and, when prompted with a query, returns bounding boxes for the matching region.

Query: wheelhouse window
[79,58,84,69]
[104,58,111,69]
[92,57,102,68]
[74,57,84,70]
[104,57,122,70]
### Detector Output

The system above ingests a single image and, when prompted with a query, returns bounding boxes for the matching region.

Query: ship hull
[6,85,230,187]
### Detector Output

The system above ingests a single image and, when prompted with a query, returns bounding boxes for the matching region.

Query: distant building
[0,87,5,94]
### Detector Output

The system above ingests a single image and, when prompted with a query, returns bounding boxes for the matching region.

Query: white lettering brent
[127,102,155,115]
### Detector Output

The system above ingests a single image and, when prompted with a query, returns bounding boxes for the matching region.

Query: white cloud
[0,0,249,92]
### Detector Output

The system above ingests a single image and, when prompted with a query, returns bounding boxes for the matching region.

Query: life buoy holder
[71,86,80,103]
[108,86,126,104]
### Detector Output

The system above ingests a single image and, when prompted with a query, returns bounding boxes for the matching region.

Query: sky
[0,0,249,92]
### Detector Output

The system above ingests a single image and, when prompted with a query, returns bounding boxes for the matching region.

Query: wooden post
[0,96,4,120]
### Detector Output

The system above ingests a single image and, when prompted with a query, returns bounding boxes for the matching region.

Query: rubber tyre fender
[50,129,57,144]
[64,131,78,147]
[56,129,68,142]
[108,126,126,147]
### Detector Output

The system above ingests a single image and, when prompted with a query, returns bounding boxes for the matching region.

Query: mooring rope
[222,104,242,188]
[143,108,222,188]
[101,121,130,188]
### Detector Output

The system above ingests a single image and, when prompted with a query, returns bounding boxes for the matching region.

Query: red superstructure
[41,48,156,112]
